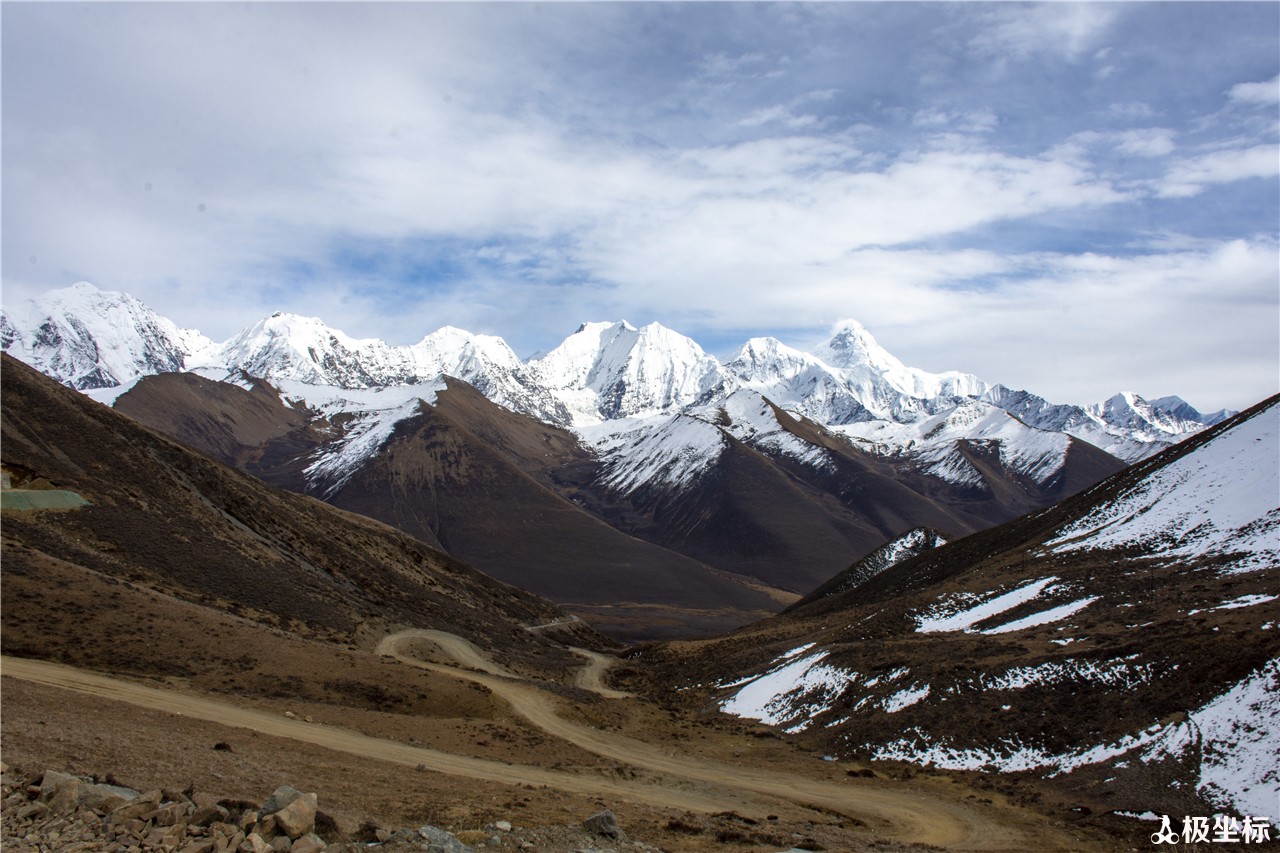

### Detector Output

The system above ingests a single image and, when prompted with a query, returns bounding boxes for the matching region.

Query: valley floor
[2,628,1127,852]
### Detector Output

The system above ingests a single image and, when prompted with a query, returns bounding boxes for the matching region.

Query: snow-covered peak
[1089,391,1214,442]
[727,337,826,384]
[981,384,1220,462]
[1,281,215,389]
[531,320,730,423]
[214,313,394,388]
[411,325,524,375]
[835,398,1076,489]
[820,319,909,376]
[813,319,988,410]
[1149,395,1235,427]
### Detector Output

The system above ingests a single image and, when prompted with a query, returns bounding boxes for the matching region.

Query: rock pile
[2,769,342,853]
[1,766,665,853]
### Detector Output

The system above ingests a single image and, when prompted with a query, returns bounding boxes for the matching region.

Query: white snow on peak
[2,281,215,389]
[707,389,838,473]
[411,325,523,375]
[1088,391,1216,442]
[5,282,1234,489]
[577,413,728,495]
[834,398,1073,489]
[531,320,730,424]
[818,319,988,406]
[725,337,876,426]
[982,384,1220,463]
[1048,400,1279,571]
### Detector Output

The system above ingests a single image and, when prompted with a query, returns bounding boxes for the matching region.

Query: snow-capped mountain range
[2,282,1231,499]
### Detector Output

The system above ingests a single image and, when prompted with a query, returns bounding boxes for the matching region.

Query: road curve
[0,655,762,816]
[568,647,633,699]
[377,629,1070,851]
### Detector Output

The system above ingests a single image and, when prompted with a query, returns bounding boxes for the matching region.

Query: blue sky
[3,2,1277,411]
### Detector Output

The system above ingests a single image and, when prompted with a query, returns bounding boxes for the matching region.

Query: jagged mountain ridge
[643,396,1279,822]
[3,283,1226,464]
[1,282,216,390]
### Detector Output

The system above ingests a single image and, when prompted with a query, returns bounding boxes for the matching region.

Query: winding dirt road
[3,634,1080,850]
[375,630,1070,851]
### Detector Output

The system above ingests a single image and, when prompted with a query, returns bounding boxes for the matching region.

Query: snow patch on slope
[1048,400,1280,572]
[915,577,1059,633]
[279,380,445,496]
[578,414,727,495]
[975,655,1156,691]
[720,649,851,728]
[874,659,1280,820]
[981,597,1100,634]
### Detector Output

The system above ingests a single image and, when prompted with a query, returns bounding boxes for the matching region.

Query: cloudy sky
[3,2,1277,411]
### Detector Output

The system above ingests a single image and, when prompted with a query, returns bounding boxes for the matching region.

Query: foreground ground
[2,613,1127,852]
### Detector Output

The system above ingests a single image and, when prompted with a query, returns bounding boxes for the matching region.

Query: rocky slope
[643,396,1280,825]
[1,770,659,853]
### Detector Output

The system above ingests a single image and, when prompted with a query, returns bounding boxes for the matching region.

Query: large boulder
[582,809,623,839]
[259,785,317,840]
[416,825,473,853]
[273,794,317,839]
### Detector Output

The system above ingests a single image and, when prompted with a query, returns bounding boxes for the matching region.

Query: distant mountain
[3,283,1226,456]
[113,370,784,641]
[215,313,569,423]
[649,396,1279,822]
[530,320,729,423]
[3,282,1234,637]
[1,282,215,390]
[982,385,1232,462]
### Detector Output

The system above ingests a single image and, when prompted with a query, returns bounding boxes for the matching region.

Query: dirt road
[1,654,756,816]
[3,635,1083,850]
[376,630,1076,851]
[568,647,634,699]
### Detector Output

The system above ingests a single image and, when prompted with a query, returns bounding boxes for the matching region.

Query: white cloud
[1158,144,1280,198]
[1115,129,1177,158]
[1228,74,1280,105]
[2,3,1275,411]
[878,239,1280,410]
[969,4,1118,62]
[1108,102,1157,120]
[912,108,999,134]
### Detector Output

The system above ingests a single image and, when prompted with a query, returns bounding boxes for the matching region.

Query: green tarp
[0,489,90,511]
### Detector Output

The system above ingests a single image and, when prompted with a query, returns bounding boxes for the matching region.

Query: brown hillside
[0,353,593,673]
